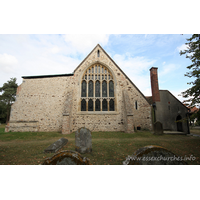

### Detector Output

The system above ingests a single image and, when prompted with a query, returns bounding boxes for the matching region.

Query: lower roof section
[22,73,74,79]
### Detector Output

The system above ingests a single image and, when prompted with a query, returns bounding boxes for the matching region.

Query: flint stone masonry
[7,44,152,133]
[44,138,68,153]
[42,150,91,165]
[153,121,163,135]
[75,127,92,154]
[123,145,187,165]
[123,90,134,133]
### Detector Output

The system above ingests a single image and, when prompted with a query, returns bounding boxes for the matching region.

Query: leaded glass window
[109,99,114,111]
[81,99,86,111]
[109,81,114,97]
[95,99,100,111]
[88,81,93,97]
[102,81,107,97]
[102,99,107,111]
[80,64,115,112]
[95,81,100,97]
[81,80,87,97]
[88,99,93,111]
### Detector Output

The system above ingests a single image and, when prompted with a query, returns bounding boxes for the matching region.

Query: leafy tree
[0,78,18,123]
[180,34,200,106]
[0,101,7,123]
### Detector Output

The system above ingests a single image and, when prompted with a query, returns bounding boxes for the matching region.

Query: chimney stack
[150,67,160,102]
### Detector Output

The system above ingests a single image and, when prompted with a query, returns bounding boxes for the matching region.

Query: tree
[0,78,18,123]
[0,101,7,123]
[180,34,200,107]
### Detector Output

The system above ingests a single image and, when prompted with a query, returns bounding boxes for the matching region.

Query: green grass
[0,126,200,165]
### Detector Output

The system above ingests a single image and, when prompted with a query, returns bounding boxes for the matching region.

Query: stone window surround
[77,61,118,113]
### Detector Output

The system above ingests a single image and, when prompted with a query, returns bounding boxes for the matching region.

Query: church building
[6,44,152,133]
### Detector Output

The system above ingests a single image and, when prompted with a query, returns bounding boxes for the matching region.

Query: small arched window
[97,50,100,57]
[80,64,115,112]
[135,101,138,110]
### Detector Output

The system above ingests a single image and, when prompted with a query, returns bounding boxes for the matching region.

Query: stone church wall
[9,76,74,132]
[65,45,152,133]
[8,45,152,133]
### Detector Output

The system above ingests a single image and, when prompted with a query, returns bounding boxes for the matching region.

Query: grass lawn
[0,124,200,165]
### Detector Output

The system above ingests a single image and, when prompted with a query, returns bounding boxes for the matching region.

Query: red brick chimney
[150,67,160,102]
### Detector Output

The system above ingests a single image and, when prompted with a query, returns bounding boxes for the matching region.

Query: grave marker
[123,145,187,165]
[75,127,92,154]
[42,150,91,165]
[44,138,68,153]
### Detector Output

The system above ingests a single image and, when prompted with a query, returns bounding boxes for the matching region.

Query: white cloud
[0,53,18,66]
[113,54,156,74]
[63,34,110,55]
[113,53,156,96]
[159,63,178,77]
[0,53,18,74]
[49,46,60,54]
[169,88,188,103]
[177,44,189,52]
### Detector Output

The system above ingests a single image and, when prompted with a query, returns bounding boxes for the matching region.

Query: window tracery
[81,64,115,111]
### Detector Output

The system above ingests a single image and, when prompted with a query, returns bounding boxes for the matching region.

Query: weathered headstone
[75,127,92,154]
[42,150,91,165]
[44,138,68,153]
[123,145,187,165]
[153,121,163,135]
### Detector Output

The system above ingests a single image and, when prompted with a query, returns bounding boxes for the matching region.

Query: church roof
[22,73,74,79]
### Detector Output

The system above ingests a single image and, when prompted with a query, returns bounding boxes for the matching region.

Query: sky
[0,34,194,102]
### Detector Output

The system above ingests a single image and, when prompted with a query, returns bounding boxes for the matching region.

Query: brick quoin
[150,67,160,102]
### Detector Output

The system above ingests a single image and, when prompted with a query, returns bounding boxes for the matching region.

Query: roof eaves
[22,73,74,79]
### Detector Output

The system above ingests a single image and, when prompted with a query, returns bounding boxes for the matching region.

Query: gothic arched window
[80,64,115,112]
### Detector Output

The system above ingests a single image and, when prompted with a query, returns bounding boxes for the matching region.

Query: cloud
[113,53,156,95]
[159,63,178,77]
[0,53,18,66]
[49,46,60,54]
[113,53,156,74]
[177,44,189,52]
[63,34,110,55]
[169,88,189,103]
[0,53,18,73]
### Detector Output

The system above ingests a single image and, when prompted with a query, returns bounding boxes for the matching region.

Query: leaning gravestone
[75,127,92,154]
[153,121,163,135]
[123,145,187,165]
[44,138,68,153]
[42,150,91,165]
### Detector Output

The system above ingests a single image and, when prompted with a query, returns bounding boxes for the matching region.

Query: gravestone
[75,127,92,154]
[42,150,91,165]
[123,145,187,165]
[44,138,68,153]
[153,121,163,135]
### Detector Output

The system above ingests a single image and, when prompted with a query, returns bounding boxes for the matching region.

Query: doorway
[176,115,183,132]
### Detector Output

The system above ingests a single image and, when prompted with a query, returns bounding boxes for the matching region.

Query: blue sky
[0,34,193,102]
